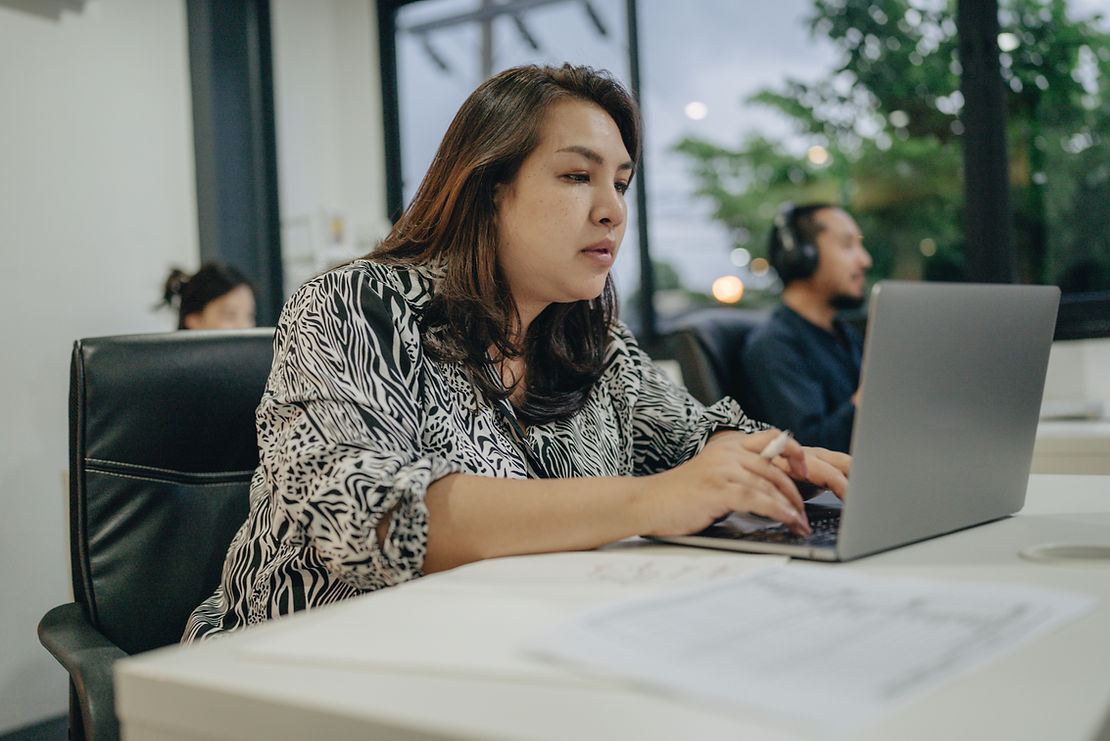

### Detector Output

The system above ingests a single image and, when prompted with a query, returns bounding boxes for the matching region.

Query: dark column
[187,0,284,324]
[957,0,1018,283]
[378,1,406,223]
[626,0,656,342]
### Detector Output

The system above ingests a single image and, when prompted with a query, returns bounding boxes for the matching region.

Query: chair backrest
[657,307,768,409]
[69,329,274,655]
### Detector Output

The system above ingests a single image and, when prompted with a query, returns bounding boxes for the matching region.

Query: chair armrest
[38,602,126,741]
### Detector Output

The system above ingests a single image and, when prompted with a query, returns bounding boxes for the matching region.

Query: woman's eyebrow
[557,145,635,172]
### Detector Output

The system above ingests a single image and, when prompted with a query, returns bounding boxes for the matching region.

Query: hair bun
[162,268,190,306]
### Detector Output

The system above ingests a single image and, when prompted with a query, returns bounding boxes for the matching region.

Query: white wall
[0,0,388,732]
[271,0,390,297]
[0,0,198,731]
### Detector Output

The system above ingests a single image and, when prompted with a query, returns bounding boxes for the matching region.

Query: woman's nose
[593,186,625,227]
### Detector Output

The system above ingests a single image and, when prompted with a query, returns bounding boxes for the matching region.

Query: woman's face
[495,98,633,327]
[183,284,257,330]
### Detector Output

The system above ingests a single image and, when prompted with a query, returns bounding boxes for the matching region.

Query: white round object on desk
[1019,542,1110,566]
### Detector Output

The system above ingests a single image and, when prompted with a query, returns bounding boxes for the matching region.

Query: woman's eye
[564,173,590,183]
[615,181,630,195]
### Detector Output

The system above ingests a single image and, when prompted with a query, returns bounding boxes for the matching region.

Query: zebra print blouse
[183,259,759,642]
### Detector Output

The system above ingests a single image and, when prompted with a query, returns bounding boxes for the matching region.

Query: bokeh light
[806,145,829,165]
[712,275,744,304]
[684,101,708,120]
[997,32,1019,53]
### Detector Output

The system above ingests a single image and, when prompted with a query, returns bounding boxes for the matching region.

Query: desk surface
[1033,420,1110,474]
[116,474,1110,741]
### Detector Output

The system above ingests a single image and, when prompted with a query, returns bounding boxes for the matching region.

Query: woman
[161,262,257,330]
[184,64,849,642]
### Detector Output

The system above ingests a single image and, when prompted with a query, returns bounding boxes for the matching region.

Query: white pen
[760,429,793,460]
[759,429,809,534]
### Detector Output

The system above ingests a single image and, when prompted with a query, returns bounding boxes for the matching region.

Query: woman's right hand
[638,429,813,538]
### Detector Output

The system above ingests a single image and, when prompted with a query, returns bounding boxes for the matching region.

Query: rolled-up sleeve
[259,269,459,591]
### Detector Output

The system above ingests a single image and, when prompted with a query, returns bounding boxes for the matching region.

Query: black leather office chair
[656,307,768,411]
[38,329,274,741]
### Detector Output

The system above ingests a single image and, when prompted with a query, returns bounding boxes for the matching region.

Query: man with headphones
[738,203,872,453]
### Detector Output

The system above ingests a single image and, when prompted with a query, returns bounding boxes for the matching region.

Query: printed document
[526,564,1095,732]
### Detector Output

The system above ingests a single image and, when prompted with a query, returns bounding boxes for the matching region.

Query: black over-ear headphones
[769,202,820,284]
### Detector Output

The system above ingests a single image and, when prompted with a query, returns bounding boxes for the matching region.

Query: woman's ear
[183,312,201,330]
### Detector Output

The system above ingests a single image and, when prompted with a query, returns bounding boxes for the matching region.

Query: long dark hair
[370,64,641,425]
[162,262,254,329]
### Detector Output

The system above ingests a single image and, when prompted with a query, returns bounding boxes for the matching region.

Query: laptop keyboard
[704,507,841,548]
[740,512,841,547]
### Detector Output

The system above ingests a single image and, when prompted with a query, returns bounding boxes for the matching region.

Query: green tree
[673,0,1110,292]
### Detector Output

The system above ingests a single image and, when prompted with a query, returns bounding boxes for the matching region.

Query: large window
[1000,0,1110,336]
[379,0,1110,339]
[637,0,848,316]
[394,0,630,200]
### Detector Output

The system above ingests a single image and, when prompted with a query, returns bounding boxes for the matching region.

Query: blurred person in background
[740,203,872,453]
[161,262,257,330]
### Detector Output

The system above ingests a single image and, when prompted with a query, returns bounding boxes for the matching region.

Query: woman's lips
[581,238,616,266]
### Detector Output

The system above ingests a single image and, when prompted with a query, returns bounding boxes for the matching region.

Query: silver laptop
[654,281,1060,561]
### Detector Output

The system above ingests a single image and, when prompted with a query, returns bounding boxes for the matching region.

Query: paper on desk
[525,564,1097,732]
[419,547,788,598]
[238,549,784,685]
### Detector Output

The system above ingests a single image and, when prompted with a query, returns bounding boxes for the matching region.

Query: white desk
[1033,420,1110,475]
[116,475,1110,741]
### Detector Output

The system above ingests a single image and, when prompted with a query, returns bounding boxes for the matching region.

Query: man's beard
[830,293,865,311]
